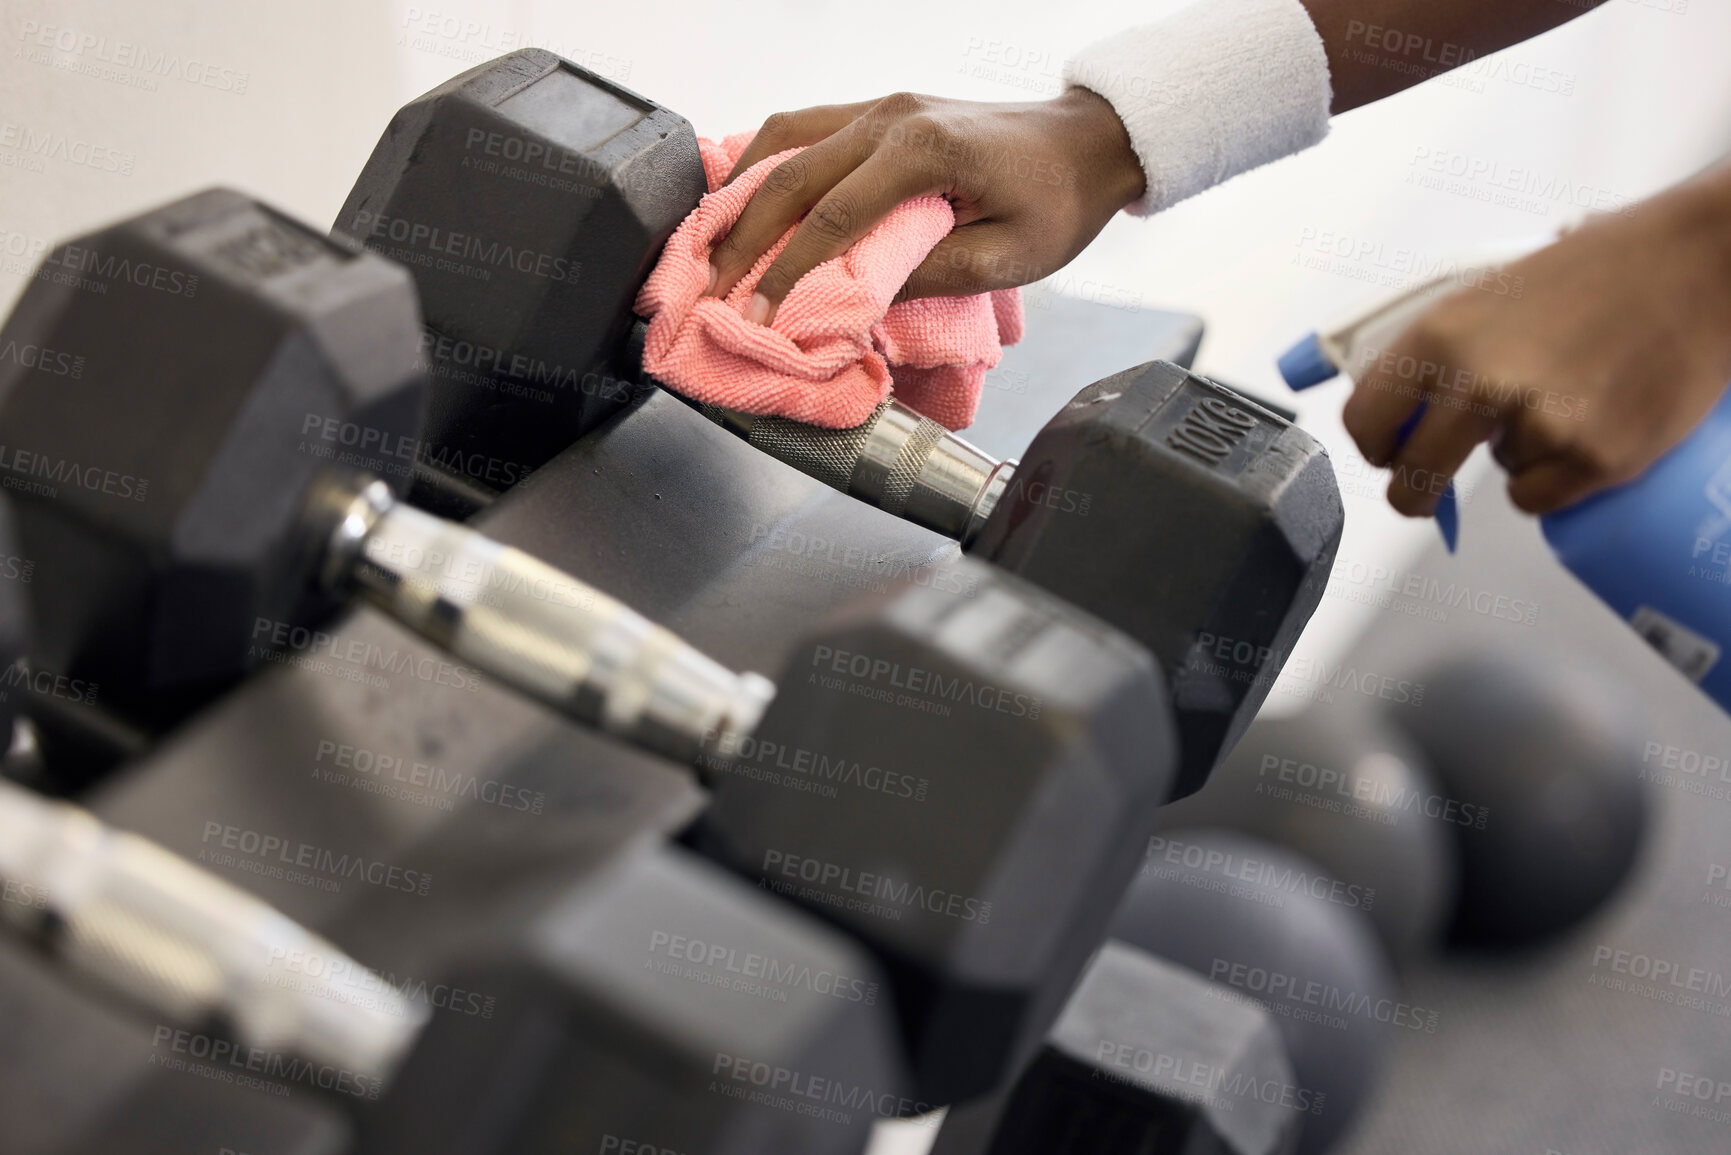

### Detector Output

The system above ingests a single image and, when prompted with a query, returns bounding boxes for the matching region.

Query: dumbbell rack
[0,293,1203,1151]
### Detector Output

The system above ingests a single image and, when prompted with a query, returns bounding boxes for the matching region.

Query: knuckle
[754,263,796,300]
[866,94,953,160]
[1387,317,1467,384]
[758,110,799,141]
[711,228,751,262]
[761,155,811,198]
[805,196,859,243]
[895,114,952,160]
[874,91,926,119]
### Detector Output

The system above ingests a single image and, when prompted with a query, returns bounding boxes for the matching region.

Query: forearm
[1300,0,1610,112]
[1063,0,1615,216]
[1643,159,1731,361]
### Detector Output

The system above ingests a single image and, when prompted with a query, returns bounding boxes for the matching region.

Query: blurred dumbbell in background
[1382,647,1651,951]
[1092,641,1653,1153]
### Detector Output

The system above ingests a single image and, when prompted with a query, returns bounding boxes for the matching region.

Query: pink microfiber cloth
[634,131,1023,431]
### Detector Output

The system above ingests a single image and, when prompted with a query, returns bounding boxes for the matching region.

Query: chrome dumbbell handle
[0,779,425,1081]
[697,400,1017,548]
[624,316,1015,545]
[315,478,774,765]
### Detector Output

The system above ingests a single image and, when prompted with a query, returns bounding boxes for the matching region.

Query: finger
[899,221,1037,300]
[708,127,876,299]
[1506,457,1603,515]
[1489,425,1519,472]
[1342,352,1431,467]
[1489,414,1558,476]
[748,156,939,324]
[723,101,878,186]
[1383,403,1498,517]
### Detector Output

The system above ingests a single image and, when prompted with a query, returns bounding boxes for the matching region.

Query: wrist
[1657,163,1731,323]
[1053,86,1146,213]
[1062,0,1332,216]
[1684,162,1731,281]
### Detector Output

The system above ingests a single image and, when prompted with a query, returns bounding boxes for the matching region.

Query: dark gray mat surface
[1335,472,1731,1155]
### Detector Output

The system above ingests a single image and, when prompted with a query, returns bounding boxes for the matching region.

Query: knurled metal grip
[313,477,774,765]
[866,406,950,519]
[706,403,882,495]
[0,779,425,1082]
[696,398,1016,544]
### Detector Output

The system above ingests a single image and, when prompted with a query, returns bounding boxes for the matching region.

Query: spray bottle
[1278,244,1731,712]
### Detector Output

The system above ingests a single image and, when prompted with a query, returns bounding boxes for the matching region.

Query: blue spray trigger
[1394,404,1425,442]
[1392,403,1459,553]
[1434,485,1460,553]
[1277,332,1459,549]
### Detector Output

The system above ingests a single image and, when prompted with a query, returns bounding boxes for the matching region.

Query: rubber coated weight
[971,363,1343,798]
[1158,707,1457,964]
[0,189,423,732]
[336,49,705,488]
[0,498,32,752]
[1382,648,1649,949]
[1112,828,1399,1155]
[933,940,1302,1155]
[699,559,1177,1105]
[361,841,904,1155]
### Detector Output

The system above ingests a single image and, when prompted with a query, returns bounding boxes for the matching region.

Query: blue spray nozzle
[1278,333,1339,390]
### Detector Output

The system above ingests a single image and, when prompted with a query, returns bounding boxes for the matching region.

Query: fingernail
[705,265,719,295]
[744,293,772,326]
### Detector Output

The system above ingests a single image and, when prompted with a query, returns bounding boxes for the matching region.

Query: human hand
[1342,163,1731,517]
[703,89,1145,325]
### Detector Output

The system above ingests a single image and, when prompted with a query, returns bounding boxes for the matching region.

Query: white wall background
[0,0,403,301]
[5,4,1731,1147]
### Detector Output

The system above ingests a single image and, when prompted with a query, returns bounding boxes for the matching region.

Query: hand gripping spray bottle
[1278,244,1731,714]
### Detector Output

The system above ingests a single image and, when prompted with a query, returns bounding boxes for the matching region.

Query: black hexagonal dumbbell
[337,50,1343,796]
[337,48,704,499]
[932,941,1305,1155]
[0,188,771,770]
[696,566,1175,1104]
[717,365,1342,799]
[0,773,906,1155]
[357,838,911,1155]
[0,188,1178,1106]
[0,498,33,757]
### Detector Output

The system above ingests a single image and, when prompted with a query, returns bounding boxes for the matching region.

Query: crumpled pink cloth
[633,131,1022,431]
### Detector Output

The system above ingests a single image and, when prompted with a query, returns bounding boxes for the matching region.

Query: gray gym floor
[1333,464,1731,1155]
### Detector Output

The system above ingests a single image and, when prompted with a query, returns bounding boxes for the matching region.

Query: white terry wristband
[1064,0,1333,216]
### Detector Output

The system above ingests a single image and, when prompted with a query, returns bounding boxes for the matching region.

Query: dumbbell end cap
[706,672,777,759]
